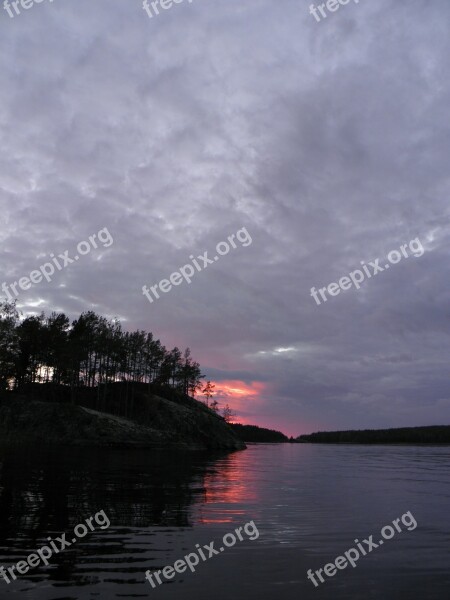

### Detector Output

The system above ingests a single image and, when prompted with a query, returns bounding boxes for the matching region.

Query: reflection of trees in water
[0,448,241,585]
[0,447,238,586]
[0,447,224,536]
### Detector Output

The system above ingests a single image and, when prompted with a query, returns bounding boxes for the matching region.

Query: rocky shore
[0,394,246,451]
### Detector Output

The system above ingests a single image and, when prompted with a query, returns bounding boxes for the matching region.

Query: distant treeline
[297,426,450,444]
[231,423,289,443]
[0,301,203,404]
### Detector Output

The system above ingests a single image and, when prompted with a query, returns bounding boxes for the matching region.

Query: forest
[297,426,450,444]
[230,424,289,443]
[0,300,203,404]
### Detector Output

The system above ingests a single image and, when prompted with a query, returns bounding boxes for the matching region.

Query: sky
[0,0,449,437]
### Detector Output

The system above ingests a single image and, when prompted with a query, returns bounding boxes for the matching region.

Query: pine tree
[222,404,236,423]
[202,380,215,407]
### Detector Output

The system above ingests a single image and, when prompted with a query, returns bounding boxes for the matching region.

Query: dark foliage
[0,301,203,410]
[230,423,288,442]
[297,426,450,444]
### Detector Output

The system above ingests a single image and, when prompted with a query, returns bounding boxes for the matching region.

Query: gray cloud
[1,0,449,435]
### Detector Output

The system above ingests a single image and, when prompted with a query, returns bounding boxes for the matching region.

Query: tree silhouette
[0,301,20,391]
[202,380,215,407]
[210,399,219,413]
[222,404,236,423]
[0,304,204,408]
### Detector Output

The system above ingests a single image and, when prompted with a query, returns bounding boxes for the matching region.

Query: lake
[0,443,448,599]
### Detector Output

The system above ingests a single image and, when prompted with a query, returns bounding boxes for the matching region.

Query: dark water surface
[0,443,448,600]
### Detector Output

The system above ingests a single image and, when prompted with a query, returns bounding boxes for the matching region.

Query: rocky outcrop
[0,395,246,451]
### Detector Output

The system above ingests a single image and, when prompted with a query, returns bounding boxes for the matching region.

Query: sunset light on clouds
[0,2,449,598]
[1,0,449,440]
[212,380,266,424]
[207,380,301,436]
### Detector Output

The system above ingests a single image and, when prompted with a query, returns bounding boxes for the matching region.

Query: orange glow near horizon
[209,380,267,424]
[195,453,259,524]
[201,379,309,436]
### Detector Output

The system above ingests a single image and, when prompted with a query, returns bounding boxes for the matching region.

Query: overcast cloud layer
[1,0,449,436]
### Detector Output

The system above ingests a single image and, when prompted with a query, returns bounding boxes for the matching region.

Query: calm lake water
[0,443,448,600]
